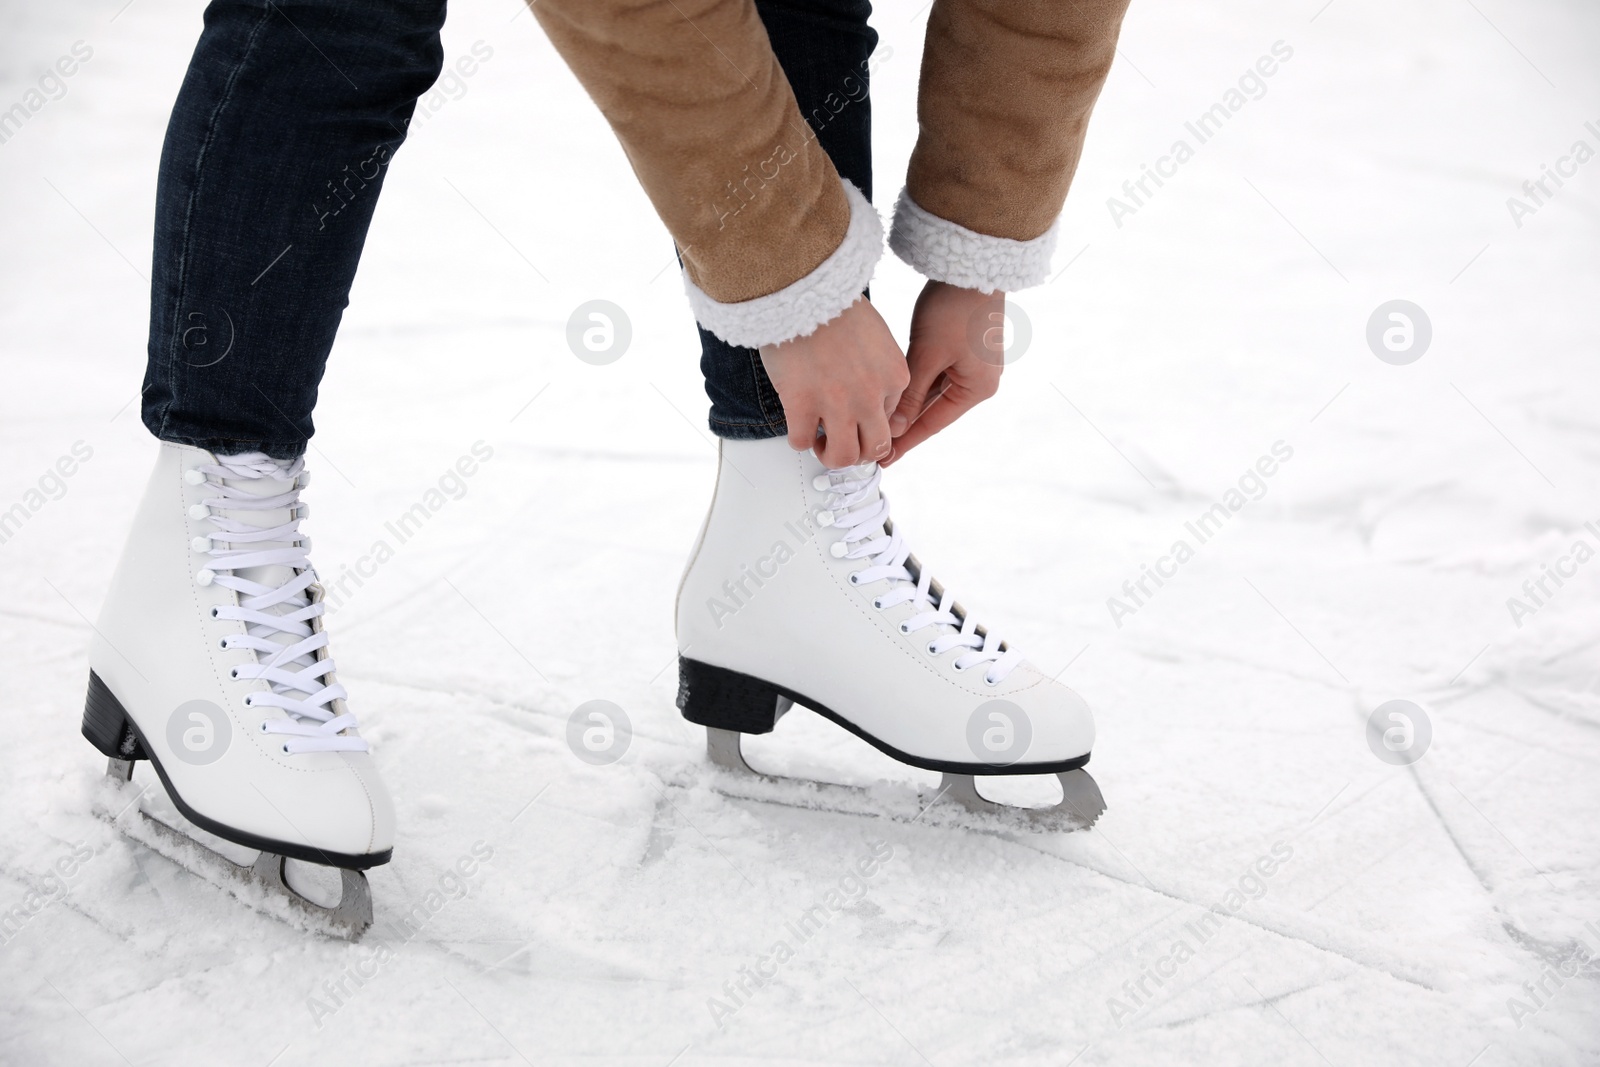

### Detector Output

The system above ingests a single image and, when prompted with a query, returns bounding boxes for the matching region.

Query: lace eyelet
[848,572,860,585]
[228,667,240,680]
[926,642,939,655]
[281,744,291,755]
[209,606,220,619]
[218,638,229,650]
[983,674,999,686]
[952,662,969,672]
[259,719,267,731]
[898,622,911,635]
[872,598,883,610]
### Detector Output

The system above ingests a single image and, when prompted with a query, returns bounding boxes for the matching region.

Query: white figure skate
[675,436,1105,831]
[84,443,393,937]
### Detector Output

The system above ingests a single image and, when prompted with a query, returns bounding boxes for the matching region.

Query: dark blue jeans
[141,0,876,459]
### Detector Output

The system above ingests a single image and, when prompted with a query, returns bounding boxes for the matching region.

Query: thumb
[890,345,951,437]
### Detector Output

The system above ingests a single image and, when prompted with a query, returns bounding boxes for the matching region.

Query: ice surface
[2,0,1598,1064]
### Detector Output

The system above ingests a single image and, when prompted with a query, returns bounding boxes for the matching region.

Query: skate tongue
[217,458,302,591]
[213,455,318,701]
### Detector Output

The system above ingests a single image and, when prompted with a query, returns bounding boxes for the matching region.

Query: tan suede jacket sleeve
[530,0,1128,348]
[890,0,1132,292]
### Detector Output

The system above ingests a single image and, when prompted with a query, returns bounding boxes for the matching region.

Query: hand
[883,281,1006,466]
[760,297,910,469]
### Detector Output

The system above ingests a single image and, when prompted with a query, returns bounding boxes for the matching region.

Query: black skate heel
[82,671,147,764]
[676,657,792,734]
[677,657,797,778]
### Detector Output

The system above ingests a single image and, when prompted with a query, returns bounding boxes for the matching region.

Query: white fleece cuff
[888,188,1058,293]
[684,179,883,350]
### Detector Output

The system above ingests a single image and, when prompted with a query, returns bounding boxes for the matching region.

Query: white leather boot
[676,436,1097,800]
[85,443,394,875]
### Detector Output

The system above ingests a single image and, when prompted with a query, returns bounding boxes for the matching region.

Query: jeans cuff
[708,415,788,441]
[146,427,307,462]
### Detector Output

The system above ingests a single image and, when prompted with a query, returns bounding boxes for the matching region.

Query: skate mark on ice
[1065,904,1189,975]
[1296,743,1576,971]
[1132,634,1354,699]
[1229,973,1350,1023]
[1447,713,1595,761]
[21,892,142,953]
[1407,763,1585,967]
[1505,685,1600,735]
[1007,838,1438,990]
[360,673,698,753]
[421,937,651,984]
[427,939,542,977]
[639,792,677,867]
[1134,949,1262,1030]
[1237,973,1342,1065]
[1350,693,1575,970]
[1442,776,1558,891]
[1107,947,1338,1034]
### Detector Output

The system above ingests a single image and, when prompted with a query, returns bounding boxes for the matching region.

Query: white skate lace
[193,453,367,755]
[821,465,1026,686]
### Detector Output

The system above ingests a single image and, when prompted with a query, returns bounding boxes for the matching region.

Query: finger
[883,372,908,430]
[890,345,953,438]
[857,406,894,466]
[882,382,985,464]
[785,407,820,453]
[817,414,861,469]
[920,372,952,419]
[885,373,951,457]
